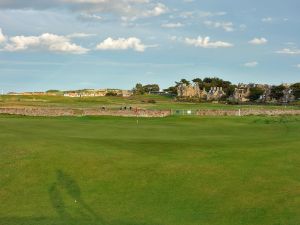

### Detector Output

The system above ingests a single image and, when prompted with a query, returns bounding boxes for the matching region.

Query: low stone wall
[0,107,75,117]
[82,109,170,117]
[1,107,300,117]
[0,107,171,118]
[196,109,300,116]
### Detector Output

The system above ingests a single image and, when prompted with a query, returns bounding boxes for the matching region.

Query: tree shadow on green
[49,170,103,225]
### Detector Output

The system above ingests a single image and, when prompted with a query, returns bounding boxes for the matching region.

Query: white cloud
[0,0,168,21]
[0,28,6,43]
[184,36,233,48]
[78,13,103,22]
[285,42,295,46]
[262,17,273,23]
[296,64,300,68]
[179,11,194,18]
[120,2,168,21]
[198,11,227,17]
[3,33,89,54]
[161,22,184,28]
[244,61,258,67]
[144,3,168,17]
[96,37,147,52]
[204,21,234,32]
[276,48,300,55]
[180,11,226,19]
[67,33,96,38]
[249,37,268,45]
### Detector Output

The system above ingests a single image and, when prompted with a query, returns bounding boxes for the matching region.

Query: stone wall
[196,109,300,116]
[0,107,300,117]
[82,109,170,117]
[0,107,171,118]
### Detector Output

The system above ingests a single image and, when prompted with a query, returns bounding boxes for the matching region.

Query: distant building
[177,83,207,99]
[63,92,82,98]
[8,92,56,96]
[177,83,225,101]
[281,84,295,103]
[149,90,173,96]
[177,83,199,98]
[121,90,133,97]
[259,84,272,102]
[207,87,225,101]
[233,84,250,102]
[63,89,133,98]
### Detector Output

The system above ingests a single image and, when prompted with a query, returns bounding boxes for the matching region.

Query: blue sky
[0,0,299,92]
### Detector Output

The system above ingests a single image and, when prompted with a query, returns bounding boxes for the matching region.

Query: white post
[238,109,241,117]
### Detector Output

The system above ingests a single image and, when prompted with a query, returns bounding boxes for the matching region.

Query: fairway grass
[1,94,299,110]
[0,115,300,225]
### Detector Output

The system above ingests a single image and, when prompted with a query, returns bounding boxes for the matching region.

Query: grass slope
[0,115,300,225]
[1,94,299,110]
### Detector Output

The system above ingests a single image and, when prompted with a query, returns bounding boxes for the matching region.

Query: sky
[0,0,299,92]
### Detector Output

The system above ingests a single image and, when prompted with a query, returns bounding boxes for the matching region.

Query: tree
[163,86,177,95]
[203,77,230,87]
[176,79,190,86]
[200,77,231,90]
[46,90,60,93]
[291,83,300,100]
[270,85,285,100]
[192,78,205,88]
[249,87,264,101]
[143,84,160,93]
[192,78,202,84]
[224,84,237,97]
[106,92,118,96]
[134,83,144,95]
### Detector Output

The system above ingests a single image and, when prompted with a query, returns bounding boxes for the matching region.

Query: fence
[171,109,198,116]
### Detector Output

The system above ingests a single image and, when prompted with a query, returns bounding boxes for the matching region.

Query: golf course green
[0,115,300,225]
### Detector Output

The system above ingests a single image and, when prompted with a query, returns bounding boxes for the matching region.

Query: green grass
[0,115,300,225]
[1,94,299,110]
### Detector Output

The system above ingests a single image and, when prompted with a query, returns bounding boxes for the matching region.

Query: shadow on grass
[0,217,161,225]
[0,170,162,225]
[48,170,103,224]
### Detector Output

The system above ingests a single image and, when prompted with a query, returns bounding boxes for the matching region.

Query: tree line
[134,77,300,102]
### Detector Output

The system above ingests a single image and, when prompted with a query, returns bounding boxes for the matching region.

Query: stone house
[282,84,295,103]
[63,89,133,98]
[207,87,226,101]
[177,83,208,99]
[258,85,272,102]
[177,83,226,101]
[63,92,82,97]
[177,83,199,98]
[233,84,250,102]
[234,88,250,102]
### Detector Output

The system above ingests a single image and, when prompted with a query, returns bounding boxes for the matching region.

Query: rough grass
[1,94,299,110]
[0,115,300,225]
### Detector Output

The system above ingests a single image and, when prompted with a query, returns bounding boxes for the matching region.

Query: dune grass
[0,115,300,225]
